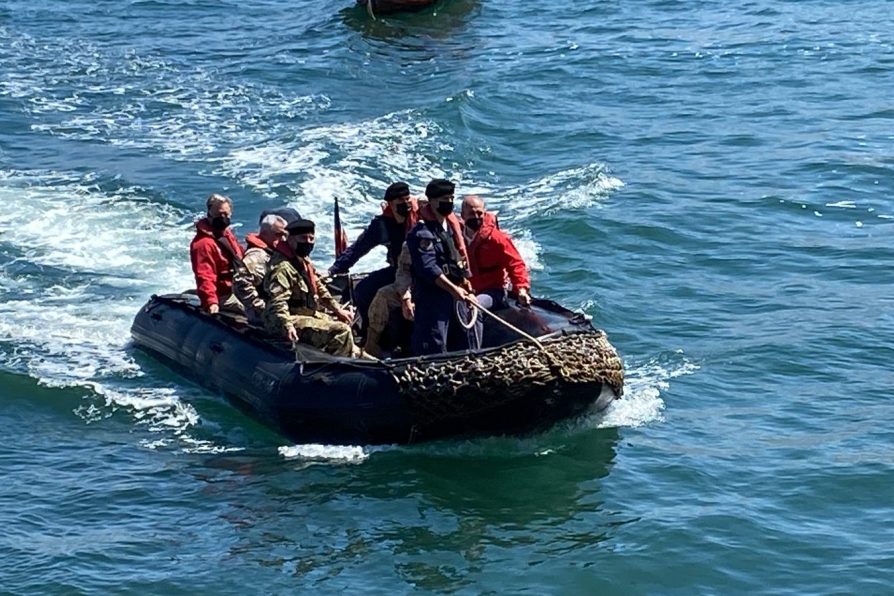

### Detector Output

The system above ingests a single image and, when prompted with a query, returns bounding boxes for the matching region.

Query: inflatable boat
[130,292,624,445]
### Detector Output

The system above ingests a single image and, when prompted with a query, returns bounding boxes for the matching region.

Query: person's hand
[458,288,478,308]
[207,303,220,315]
[335,307,354,325]
[401,298,415,321]
[286,326,298,343]
[517,288,531,307]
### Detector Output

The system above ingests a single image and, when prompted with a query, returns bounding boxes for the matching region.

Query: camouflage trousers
[288,314,355,357]
[368,284,403,335]
[220,293,245,314]
[365,284,405,357]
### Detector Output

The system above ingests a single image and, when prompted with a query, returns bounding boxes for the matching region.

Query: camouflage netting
[389,330,624,425]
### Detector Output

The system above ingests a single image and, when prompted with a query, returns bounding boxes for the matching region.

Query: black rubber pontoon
[131,293,623,445]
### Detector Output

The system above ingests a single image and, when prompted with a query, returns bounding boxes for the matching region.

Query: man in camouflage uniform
[262,218,359,358]
[364,242,414,357]
[233,212,288,325]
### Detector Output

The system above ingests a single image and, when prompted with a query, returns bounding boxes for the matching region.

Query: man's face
[290,232,315,245]
[461,200,485,222]
[209,202,232,219]
[435,194,455,214]
[272,220,287,242]
[393,195,411,209]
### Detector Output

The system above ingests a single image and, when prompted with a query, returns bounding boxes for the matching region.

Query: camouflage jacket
[233,243,273,320]
[393,242,413,301]
[262,250,336,335]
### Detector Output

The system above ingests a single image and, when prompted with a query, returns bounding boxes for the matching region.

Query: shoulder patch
[419,238,434,251]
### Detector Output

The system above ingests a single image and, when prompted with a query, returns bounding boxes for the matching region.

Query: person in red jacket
[460,195,531,309]
[189,193,246,314]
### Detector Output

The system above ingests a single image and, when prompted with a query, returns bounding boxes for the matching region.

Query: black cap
[286,218,315,235]
[425,178,455,199]
[384,181,410,201]
[258,207,302,226]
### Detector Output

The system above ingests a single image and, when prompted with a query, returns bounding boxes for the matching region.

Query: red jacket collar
[195,218,239,243]
[474,212,498,242]
[382,197,418,220]
[195,218,215,236]
[245,232,272,250]
[382,197,419,233]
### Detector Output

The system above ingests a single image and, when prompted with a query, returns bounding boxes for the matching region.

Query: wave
[0,169,230,452]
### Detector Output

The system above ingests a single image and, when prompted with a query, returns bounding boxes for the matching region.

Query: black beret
[258,207,302,226]
[425,178,455,199]
[384,182,410,201]
[286,218,315,235]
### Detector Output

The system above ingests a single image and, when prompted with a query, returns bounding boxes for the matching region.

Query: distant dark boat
[357,0,438,16]
[131,292,624,445]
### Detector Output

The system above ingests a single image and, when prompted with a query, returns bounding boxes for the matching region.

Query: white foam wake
[1,25,624,277]
[596,350,699,429]
[278,444,378,464]
[0,170,226,452]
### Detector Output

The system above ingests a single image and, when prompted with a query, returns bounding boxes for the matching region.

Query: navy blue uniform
[406,220,482,355]
[330,214,408,329]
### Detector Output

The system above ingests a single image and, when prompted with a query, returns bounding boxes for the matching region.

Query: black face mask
[465,217,483,231]
[436,200,454,216]
[293,241,314,258]
[394,202,411,218]
[210,214,230,233]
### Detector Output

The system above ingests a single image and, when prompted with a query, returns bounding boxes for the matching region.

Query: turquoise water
[2,0,893,592]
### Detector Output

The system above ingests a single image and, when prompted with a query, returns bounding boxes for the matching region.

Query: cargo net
[389,330,624,425]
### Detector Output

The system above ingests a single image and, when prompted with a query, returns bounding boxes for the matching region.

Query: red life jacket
[381,197,420,234]
[274,241,319,297]
[244,232,273,251]
[189,219,245,308]
[418,202,469,266]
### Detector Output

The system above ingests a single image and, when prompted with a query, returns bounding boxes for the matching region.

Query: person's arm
[394,243,415,319]
[264,264,297,339]
[407,229,443,285]
[329,217,387,274]
[435,274,475,303]
[498,231,531,304]
[315,262,353,324]
[394,243,413,296]
[408,231,475,304]
[190,239,220,312]
[233,250,266,314]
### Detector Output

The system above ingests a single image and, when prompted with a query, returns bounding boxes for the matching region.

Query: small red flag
[334,198,348,258]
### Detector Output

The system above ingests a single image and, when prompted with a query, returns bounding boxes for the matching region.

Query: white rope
[470,302,547,353]
[455,300,478,330]
[455,299,482,351]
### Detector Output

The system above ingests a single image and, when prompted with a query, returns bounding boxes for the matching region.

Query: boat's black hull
[357,0,438,15]
[131,294,621,445]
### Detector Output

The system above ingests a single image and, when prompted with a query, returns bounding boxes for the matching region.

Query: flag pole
[334,197,348,258]
[333,198,357,318]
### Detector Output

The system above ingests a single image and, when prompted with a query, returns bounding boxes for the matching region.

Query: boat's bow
[387,328,623,439]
